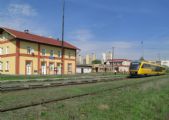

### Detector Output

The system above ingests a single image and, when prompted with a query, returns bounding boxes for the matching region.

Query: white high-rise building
[102,51,113,63]
[92,53,96,62]
[106,51,112,60]
[102,53,106,63]
[77,55,83,64]
[86,54,92,64]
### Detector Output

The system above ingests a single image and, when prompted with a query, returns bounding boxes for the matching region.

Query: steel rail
[1,77,128,92]
[0,75,126,84]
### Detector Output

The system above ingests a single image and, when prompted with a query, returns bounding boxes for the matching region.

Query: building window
[49,63,54,71]
[0,62,3,70]
[5,61,9,71]
[0,48,3,55]
[58,51,62,58]
[27,47,34,54]
[27,47,31,54]
[50,50,54,57]
[68,52,71,58]
[31,49,34,54]
[68,63,72,73]
[42,49,46,56]
[5,46,9,54]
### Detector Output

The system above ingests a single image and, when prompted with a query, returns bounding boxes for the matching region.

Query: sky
[0,0,169,60]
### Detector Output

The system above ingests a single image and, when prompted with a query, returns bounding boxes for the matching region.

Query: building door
[26,61,32,75]
[57,63,61,75]
[49,63,54,75]
[41,62,47,75]
[67,63,72,74]
[81,68,84,74]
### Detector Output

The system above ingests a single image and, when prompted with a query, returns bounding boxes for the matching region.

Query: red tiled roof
[1,27,79,50]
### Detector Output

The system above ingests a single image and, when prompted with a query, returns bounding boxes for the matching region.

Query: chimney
[24,29,29,33]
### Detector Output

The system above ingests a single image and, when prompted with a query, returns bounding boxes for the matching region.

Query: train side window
[142,64,150,69]
[151,65,156,71]
[153,66,162,72]
[147,64,151,68]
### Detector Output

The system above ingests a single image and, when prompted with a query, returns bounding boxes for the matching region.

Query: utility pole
[61,0,65,76]
[112,47,115,72]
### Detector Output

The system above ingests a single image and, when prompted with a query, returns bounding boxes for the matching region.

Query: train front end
[129,61,141,77]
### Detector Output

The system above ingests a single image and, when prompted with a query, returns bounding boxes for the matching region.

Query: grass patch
[0,75,169,120]
[0,73,127,81]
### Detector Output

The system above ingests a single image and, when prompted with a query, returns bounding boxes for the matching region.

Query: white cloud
[67,29,140,60]
[69,29,94,42]
[8,3,37,16]
[0,3,50,36]
[68,29,169,60]
[0,16,49,36]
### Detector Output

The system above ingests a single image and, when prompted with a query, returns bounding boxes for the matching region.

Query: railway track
[0,76,161,113]
[0,75,124,84]
[1,76,128,92]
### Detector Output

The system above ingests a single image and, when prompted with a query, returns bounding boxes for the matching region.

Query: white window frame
[42,48,46,56]
[5,46,9,54]
[0,62,3,70]
[27,47,32,54]
[31,48,34,54]
[68,63,72,72]
[5,61,9,71]
[49,63,54,71]
[68,52,71,58]
[0,47,3,55]
[58,51,62,58]
[50,50,54,57]
[27,47,34,54]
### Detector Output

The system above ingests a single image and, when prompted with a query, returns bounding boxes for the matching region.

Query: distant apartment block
[92,53,96,62]
[102,51,112,63]
[85,53,96,64]
[77,55,83,65]
[85,54,91,64]
[0,27,79,75]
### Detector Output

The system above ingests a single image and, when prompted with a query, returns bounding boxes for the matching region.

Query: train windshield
[130,62,140,70]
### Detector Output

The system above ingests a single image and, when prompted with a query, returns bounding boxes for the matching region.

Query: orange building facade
[0,27,78,75]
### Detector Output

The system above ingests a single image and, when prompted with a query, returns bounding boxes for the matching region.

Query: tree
[139,57,145,61]
[92,59,101,64]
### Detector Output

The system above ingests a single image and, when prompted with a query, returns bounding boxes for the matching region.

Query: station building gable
[0,27,79,75]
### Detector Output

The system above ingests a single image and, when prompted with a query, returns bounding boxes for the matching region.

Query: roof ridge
[3,27,58,41]
[1,27,79,50]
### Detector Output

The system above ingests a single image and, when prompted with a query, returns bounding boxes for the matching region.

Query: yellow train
[129,61,166,77]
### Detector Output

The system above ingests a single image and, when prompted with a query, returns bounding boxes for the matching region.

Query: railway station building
[0,27,79,75]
